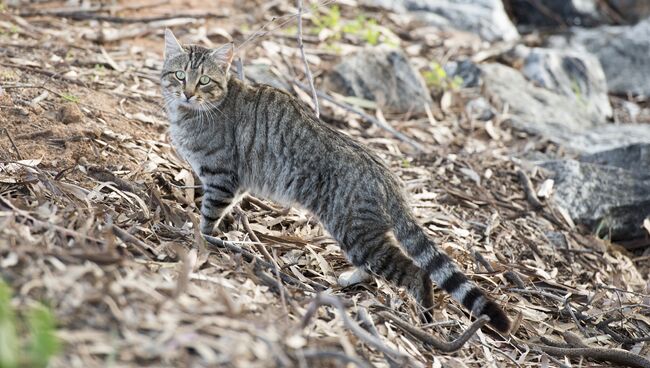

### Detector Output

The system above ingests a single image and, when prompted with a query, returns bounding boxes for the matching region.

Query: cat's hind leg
[341,229,434,323]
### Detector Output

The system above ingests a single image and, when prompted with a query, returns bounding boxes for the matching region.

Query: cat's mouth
[177,100,206,111]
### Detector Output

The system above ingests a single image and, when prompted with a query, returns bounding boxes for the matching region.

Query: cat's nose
[183,91,194,101]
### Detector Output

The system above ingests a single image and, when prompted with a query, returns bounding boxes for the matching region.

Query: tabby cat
[161,29,510,332]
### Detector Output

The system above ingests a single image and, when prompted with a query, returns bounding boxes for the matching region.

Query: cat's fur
[161,29,510,332]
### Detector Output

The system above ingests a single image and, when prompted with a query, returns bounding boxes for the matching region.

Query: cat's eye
[175,70,186,80]
[199,75,211,85]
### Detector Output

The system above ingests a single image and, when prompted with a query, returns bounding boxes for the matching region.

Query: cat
[161,29,510,333]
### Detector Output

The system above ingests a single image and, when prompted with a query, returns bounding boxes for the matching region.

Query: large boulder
[324,48,433,114]
[579,143,650,171]
[561,125,650,154]
[478,58,650,154]
[503,0,601,27]
[361,0,519,42]
[503,0,650,27]
[480,62,603,136]
[519,46,612,122]
[551,18,650,96]
[606,0,650,24]
[542,148,650,240]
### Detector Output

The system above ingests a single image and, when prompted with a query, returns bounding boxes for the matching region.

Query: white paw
[338,268,371,287]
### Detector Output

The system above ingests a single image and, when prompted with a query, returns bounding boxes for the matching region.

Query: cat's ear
[164,29,185,59]
[210,43,235,73]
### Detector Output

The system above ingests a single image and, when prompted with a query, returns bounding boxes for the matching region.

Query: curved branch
[535,344,650,368]
[301,294,422,367]
[376,310,490,353]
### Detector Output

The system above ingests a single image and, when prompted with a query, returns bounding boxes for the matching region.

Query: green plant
[342,16,380,45]
[312,4,341,33]
[61,93,80,103]
[310,7,389,47]
[422,62,464,91]
[594,217,611,240]
[0,280,60,368]
[570,78,587,107]
[0,281,18,368]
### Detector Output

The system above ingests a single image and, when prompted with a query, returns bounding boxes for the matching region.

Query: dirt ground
[0,1,648,367]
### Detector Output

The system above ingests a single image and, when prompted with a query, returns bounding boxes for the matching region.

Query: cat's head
[161,29,234,112]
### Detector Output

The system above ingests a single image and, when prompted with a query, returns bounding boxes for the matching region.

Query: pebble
[57,102,84,124]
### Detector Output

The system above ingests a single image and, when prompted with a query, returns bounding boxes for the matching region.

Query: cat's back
[239,81,388,166]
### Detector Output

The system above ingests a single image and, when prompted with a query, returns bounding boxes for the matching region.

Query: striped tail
[394,216,511,333]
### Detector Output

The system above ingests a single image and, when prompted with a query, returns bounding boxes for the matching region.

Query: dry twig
[357,307,401,367]
[302,294,421,367]
[203,234,327,292]
[376,311,491,353]
[295,0,319,118]
[516,169,543,211]
[534,335,650,368]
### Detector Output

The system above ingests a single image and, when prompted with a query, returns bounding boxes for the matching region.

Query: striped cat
[161,29,510,332]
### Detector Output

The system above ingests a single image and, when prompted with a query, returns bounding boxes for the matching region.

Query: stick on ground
[203,234,327,292]
[376,310,490,353]
[302,294,422,367]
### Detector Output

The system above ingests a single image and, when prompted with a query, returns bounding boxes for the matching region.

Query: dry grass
[0,1,648,367]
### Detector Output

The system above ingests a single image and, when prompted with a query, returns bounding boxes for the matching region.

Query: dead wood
[376,310,491,353]
[516,169,544,211]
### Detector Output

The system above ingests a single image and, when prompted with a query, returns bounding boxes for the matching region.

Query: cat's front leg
[199,166,239,234]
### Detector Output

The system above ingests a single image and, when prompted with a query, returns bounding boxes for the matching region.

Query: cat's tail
[393,215,511,333]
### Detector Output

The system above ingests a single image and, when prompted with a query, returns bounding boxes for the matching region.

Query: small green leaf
[61,94,79,103]
[27,305,60,368]
[0,280,18,368]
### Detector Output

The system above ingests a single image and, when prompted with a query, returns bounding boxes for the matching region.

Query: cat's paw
[338,268,371,287]
[200,218,216,235]
[216,214,237,233]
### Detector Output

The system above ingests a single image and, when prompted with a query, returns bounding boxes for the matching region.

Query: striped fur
[161,30,510,332]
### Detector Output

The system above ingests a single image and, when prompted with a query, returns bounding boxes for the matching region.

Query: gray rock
[503,0,601,27]
[479,59,650,154]
[465,97,495,121]
[245,64,291,91]
[541,159,650,240]
[480,63,602,136]
[556,124,650,154]
[606,0,650,23]
[324,48,433,114]
[580,143,650,171]
[361,0,519,42]
[552,18,650,96]
[445,59,482,88]
[519,46,612,122]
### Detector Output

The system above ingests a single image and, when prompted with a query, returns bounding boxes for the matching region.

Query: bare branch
[302,294,422,367]
[535,343,650,368]
[296,0,320,117]
[301,349,374,368]
[356,307,401,368]
[376,310,489,353]
[516,169,544,211]
[203,234,327,292]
